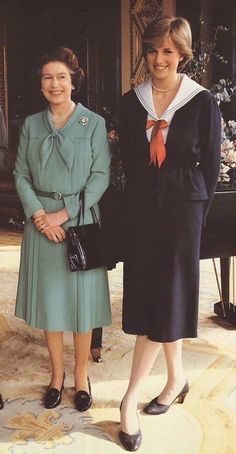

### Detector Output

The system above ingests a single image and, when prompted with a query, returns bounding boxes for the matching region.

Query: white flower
[221,120,236,171]
[221,138,232,151]
[228,120,236,135]
[218,163,231,182]
[220,163,230,173]
[226,150,236,164]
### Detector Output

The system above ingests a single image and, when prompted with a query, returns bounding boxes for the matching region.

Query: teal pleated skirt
[15,219,111,332]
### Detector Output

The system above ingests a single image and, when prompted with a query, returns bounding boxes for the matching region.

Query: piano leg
[220,257,230,303]
[214,257,236,323]
[90,328,103,363]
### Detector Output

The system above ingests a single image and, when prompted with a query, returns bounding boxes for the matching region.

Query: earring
[72,86,75,90]
[41,88,43,92]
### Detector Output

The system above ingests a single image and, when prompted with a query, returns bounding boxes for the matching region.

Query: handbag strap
[78,191,101,227]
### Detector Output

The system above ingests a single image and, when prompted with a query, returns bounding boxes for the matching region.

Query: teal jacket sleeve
[14,118,44,219]
[63,116,111,219]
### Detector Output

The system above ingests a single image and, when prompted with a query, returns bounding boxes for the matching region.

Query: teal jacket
[14,103,110,222]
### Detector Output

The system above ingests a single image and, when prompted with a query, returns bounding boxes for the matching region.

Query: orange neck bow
[146,119,168,167]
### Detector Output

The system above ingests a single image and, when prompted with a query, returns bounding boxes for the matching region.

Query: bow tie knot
[146,119,168,167]
[40,130,75,171]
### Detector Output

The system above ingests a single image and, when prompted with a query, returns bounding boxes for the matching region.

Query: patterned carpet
[0,230,236,453]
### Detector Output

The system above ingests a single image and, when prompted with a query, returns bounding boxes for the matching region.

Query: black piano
[200,189,236,324]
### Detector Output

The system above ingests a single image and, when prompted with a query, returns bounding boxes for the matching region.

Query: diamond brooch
[79,115,89,126]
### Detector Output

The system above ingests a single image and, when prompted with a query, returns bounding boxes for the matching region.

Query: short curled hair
[142,16,193,71]
[37,47,84,93]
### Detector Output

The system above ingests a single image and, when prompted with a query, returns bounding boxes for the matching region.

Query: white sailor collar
[134,74,207,120]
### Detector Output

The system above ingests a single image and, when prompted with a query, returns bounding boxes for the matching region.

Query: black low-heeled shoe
[119,401,142,451]
[74,377,92,412]
[0,393,4,410]
[143,380,189,415]
[44,372,65,409]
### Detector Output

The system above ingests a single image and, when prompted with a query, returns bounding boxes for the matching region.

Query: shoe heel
[0,394,4,410]
[177,393,188,404]
[62,372,66,390]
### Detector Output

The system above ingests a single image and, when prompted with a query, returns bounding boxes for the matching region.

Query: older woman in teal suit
[14,47,111,411]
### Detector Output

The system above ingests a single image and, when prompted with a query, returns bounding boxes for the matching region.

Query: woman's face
[41,61,73,106]
[146,35,182,82]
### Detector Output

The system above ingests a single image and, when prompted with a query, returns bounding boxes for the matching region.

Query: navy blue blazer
[120,89,221,224]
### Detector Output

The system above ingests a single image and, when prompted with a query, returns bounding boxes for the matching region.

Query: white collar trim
[134,74,207,120]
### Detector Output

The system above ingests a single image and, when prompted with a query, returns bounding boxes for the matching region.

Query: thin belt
[35,189,76,200]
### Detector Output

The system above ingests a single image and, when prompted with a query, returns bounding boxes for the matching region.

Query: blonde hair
[142,16,193,71]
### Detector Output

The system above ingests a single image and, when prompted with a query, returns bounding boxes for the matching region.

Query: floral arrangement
[184,24,236,188]
[211,81,236,187]
[211,78,236,104]
[218,119,236,186]
[101,106,126,192]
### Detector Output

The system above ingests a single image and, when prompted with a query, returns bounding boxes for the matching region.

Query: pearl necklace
[152,75,181,93]
[49,102,75,126]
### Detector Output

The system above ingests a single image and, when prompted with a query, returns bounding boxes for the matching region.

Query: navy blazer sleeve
[119,93,133,179]
[198,93,221,225]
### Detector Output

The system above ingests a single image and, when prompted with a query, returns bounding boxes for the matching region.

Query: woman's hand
[32,208,46,220]
[33,208,69,232]
[42,226,66,243]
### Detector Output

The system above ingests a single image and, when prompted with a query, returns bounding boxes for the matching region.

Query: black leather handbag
[67,192,107,272]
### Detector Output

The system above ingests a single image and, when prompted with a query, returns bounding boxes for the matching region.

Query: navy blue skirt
[122,200,205,342]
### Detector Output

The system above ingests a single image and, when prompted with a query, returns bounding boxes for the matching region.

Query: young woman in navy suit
[119,16,221,451]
